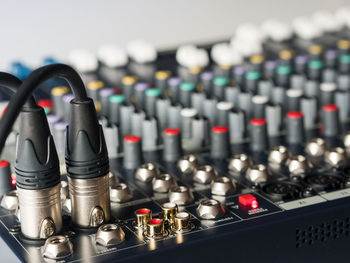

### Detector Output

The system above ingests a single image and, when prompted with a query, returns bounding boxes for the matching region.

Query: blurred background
[1,0,349,69]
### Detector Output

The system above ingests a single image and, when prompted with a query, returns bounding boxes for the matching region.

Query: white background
[0,0,349,70]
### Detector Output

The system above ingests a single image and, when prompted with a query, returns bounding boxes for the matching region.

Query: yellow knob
[87,80,104,90]
[250,55,264,64]
[337,39,350,50]
[122,76,137,85]
[308,45,323,55]
[155,70,171,80]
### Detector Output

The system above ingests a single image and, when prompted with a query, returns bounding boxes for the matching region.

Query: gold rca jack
[134,208,152,228]
[161,202,178,226]
[173,212,194,233]
[145,218,168,239]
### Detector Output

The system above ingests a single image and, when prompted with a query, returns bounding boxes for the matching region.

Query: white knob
[97,44,128,68]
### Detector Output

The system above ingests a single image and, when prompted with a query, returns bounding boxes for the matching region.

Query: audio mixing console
[1,9,350,263]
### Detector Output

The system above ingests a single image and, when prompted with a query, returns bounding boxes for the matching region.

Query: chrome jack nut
[96,224,125,247]
[177,155,199,173]
[42,235,73,260]
[305,138,327,157]
[1,190,18,210]
[344,132,350,149]
[135,163,159,182]
[109,172,120,188]
[245,164,270,183]
[193,165,218,184]
[211,177,236,196]
[168,186,194,205]
[196,199,225,220]
[324,147,347,167]
[286,155,313,177]
[228,154,252,173]
[110,183,133,203]
[268,145,291,165]
[152,173,177,193]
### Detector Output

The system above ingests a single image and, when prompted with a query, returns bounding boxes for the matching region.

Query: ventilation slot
[296,217,350,248]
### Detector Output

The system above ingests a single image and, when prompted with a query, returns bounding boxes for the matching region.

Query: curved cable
[0,72,36,107]
[0,64,88,154]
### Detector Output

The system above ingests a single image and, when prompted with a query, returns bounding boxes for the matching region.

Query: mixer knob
[322,104,341,137]
[203,97,218,126]
[286,89,303,112]
[168,77,181,103]
[286,111,305,145]
[155,70,171,92]
[99,88,114,117]
[181,108,197,139]
[228,109,246,142]
[123,136,143,169]
[163,128,182,162]
[167,104,182,129]
[109,94,125,124]
[320,83,336,106]
[265,103,282,136]
[252,95,269,119]
[210,126,230,159]
[0,160,13,195]
[250,119,268,152]
[300,96,318,129]
[179,82,195,107]
[134,82,149,109]
[87,80,104,102]
[191,116,210,148]
[335,90,350,122]
[213,76,228,100]
[142,117,159,149]
[200,71,214,95]
[191,91,206,116]
[217,101,233,126]
[120,103,135,136]
[145,88,161,116]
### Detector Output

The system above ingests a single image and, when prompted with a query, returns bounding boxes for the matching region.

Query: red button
[239,194,258,209]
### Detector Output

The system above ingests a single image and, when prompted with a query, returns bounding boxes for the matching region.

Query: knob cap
[210,126,230,159]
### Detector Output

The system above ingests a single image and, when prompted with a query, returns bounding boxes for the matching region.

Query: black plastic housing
[15,106,60,190]
[65,98,109,179]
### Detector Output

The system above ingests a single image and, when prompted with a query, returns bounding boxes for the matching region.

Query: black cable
[0,64,88,155]
[0,72,36,107]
